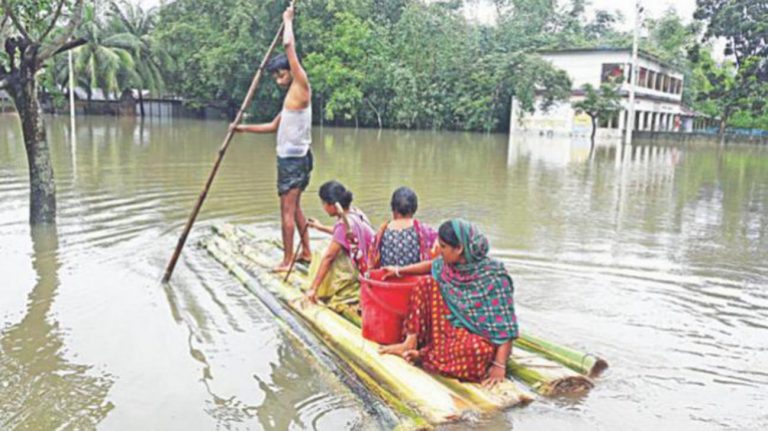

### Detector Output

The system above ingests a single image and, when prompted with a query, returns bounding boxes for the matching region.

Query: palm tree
[107,1,170,117]
[72,15,138,111]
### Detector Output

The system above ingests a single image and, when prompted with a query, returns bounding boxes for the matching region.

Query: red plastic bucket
[359,269,426,345]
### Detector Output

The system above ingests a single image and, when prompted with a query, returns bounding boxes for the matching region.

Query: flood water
[1,114,766,430]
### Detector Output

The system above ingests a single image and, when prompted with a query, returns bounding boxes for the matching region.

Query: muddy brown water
[1,115,766,430]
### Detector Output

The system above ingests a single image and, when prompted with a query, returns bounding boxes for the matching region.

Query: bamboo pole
[516,333,608,378]
[161,1,293,283]
[283,221,309,282]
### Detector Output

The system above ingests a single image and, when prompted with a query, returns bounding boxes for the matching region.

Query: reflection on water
[0,114,767,430]
[0,225,113,429]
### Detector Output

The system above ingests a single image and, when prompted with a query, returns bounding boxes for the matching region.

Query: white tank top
[276,104,312,158]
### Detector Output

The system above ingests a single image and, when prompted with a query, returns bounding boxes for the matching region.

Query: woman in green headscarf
[380,219,518,386]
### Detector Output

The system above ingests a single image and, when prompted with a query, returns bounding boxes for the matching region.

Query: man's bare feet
[297,252,312,265]
[271,262,292,273]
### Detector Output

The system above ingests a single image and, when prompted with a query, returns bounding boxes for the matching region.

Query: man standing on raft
[232,5,313,271]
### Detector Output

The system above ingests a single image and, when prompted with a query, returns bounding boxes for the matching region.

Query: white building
[511,48,708,138]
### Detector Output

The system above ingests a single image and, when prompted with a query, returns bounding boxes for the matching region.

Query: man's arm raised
[282,6,309,90]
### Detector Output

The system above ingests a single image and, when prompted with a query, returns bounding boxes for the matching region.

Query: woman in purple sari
[305,181,374,310]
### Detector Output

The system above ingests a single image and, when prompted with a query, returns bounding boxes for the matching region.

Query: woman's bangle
[491,361,506,369]
[394,266,401,277]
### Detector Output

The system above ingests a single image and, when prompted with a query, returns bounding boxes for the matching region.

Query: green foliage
[71,16,138,98]
[2,0,78,39]
[572,80,622,138]
[150,0,570,131]
[11,0,763,134]
[152,0,283,113]
[694,0,768,130]
[695,0,768,78]
[108,1,170,96]
[644,8,700,67]
[304,12,371,122]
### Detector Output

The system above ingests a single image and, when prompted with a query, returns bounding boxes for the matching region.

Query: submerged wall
[634,131,768,146]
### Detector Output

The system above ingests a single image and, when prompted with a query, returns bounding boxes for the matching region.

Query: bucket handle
[360,280,410,318]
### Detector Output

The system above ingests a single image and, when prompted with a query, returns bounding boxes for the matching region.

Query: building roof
[538,47,682,73]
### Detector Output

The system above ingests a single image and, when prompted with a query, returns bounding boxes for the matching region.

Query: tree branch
[40,0,67,43]
[38,0,84,62]
[50,36,86,56]
[1,0,32,41]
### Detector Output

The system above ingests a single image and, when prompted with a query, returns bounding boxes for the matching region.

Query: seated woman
[380,219,518,386]
[305,181,374,313]
[368,186,437,270]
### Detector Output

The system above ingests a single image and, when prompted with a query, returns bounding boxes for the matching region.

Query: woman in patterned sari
[380,219,518,386]
[367,187,437,271]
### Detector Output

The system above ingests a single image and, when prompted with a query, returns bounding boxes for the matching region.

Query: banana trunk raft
[199,224,608,429]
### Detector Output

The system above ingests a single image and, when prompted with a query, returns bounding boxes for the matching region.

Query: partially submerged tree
[1,0,86,224]
[572,80,622,142]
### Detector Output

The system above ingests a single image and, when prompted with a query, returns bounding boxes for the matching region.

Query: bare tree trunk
[9,73,57,224]
[718,116,727,145]
[139,89,145,118]
[365,99,382,129]
[590,115,597,142]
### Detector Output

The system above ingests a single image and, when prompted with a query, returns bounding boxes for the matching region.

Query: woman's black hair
[438,220,460,248]
[390,186,418,216]
[266,54,290,73]
[319,180,353,209]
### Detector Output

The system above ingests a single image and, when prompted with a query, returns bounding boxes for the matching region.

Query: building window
[601,63,625,83]
[639,67,647,87]
[647,71,656,90]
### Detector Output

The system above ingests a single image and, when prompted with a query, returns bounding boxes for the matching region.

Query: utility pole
[68,48,76,157]
[625,0,641,146]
